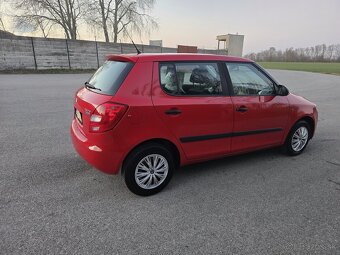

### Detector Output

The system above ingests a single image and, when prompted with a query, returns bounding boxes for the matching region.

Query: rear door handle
[236,106,248,112]
[165,108,182,115]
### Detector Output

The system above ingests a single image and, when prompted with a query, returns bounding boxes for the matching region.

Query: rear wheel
[285,120,310,156]
[123,143,174,196]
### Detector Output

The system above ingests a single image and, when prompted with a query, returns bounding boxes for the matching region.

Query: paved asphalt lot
[0,70,339,254]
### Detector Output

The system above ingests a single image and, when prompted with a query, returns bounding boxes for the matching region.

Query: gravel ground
[0,70,339,254]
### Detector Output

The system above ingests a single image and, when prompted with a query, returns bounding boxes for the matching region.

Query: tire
[284,120,311,156]
[123,143,174,196]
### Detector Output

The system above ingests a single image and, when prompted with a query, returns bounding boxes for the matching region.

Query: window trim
[223,62,278,97]
[158,61,228,97]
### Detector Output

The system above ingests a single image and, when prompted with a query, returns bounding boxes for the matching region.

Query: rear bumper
[70,120,121,174]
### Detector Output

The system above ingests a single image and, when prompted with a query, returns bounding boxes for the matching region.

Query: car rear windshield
[87,61,134,95]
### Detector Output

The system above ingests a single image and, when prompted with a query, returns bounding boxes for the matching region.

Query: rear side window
[159,62,223,96]
[87,61,133,95]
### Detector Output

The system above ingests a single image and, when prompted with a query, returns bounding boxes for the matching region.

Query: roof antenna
[123,27,142,55]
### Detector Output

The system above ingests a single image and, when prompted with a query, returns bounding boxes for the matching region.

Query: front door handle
[236,106,248,112]
[165,108,182,115]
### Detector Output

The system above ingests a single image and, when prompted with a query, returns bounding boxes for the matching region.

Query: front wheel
[285,121,310,156]
[123,143,174,196]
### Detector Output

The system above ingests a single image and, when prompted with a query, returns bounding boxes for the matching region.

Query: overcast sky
[147,0,340,53]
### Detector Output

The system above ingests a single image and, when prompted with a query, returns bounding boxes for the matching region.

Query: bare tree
[14,2,54,38]
[335,44,340,61]
[86,0,113,42]
[0,18,5,31]
[13,0,84,39]
[0,1,6,31]
[325,44,335,61]
[87,0,157,43]
[244,44,340,62]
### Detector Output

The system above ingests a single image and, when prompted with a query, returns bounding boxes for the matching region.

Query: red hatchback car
[71,54,318,196]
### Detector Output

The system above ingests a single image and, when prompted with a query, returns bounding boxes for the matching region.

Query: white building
[216,34,245,57]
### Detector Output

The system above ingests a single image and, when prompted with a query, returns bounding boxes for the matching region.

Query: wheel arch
[297,116,315,138]
[121,138,181,175]
[287,115,315,141]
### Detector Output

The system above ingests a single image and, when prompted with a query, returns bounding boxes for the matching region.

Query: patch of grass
[259,62,340,75]
[0,69,96,74]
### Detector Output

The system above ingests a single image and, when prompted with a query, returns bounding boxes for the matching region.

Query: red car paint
[71,53,318,174]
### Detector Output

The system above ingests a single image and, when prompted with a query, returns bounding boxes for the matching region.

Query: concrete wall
[0,36,225,70]
[1,37,36,70]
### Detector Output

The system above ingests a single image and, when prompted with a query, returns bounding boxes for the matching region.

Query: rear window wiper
[85,81,101,91]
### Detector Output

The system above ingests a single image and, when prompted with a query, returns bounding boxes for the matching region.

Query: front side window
[160,62,223,96]
[225,63,275,96]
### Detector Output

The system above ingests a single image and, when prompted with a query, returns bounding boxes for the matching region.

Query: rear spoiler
[106,55,138,63]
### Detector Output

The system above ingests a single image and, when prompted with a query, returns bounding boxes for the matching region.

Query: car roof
[106,53,252,63]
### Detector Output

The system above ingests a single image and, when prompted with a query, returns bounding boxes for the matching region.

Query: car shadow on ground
[169,147,286,188]
[56,145,322,200]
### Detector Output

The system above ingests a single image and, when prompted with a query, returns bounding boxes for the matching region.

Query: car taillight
[89,102,128,133]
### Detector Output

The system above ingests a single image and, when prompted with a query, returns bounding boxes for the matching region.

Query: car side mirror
[276,84,289,96]
[258,88,275,96]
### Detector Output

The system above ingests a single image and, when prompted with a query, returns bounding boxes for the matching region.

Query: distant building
[149,40,163,47]
[177,45,198,53]
[216,34,244,57]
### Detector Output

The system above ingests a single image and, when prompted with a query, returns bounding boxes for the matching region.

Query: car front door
[152,61,234,160]
[225,62,290,153]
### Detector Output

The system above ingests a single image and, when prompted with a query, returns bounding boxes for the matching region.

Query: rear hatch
[74,60,134,135]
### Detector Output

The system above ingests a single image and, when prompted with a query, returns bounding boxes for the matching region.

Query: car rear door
[152,61,233,160]
[225,62,290,152]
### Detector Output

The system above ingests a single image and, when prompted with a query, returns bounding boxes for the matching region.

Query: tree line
[1,0,157,43]
[244,44,340,62]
